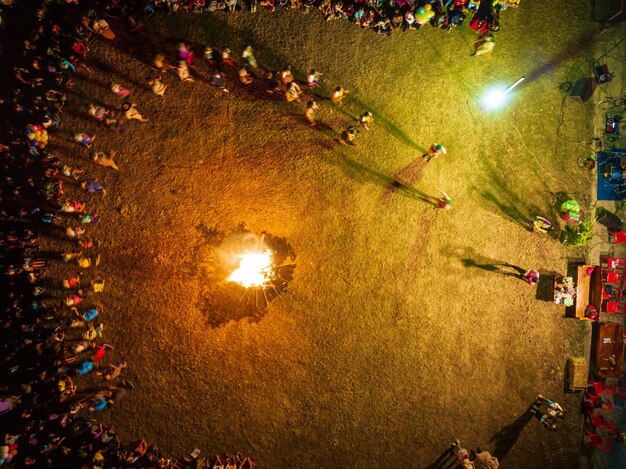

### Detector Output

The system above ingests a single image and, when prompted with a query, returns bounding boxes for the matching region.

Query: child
[280,65,294,85]
[331,86,350,105]
[210,70,229,92]
[242,46,257,68]
[81,178,106,195]
[238,67,254,85]
[531,407,558,431]
[535,394,565,419]
[305,100,320,127]
[177,42,194,65]
[450,440,473,469]
[434,189,452,210]
[531,216,553,233]
[358,111,373,130]
[110,82,130,97]
[221,47,235,66]
[154,54,175,74]
[91,150,118,170]
[204,46,215,64]
[122,102,148,122]
[264,70,281,94]
[339,126,358,146]
[523,269,540,285]
[147,77,167,97]
[307,69,321,88]
[73,132,96,148]
[88,104,110,122]
[285,81,302,102]
[471,34,496,57]
[177,61,194,82]
[423,143,447,162]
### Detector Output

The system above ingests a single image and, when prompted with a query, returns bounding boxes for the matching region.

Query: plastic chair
[583,428,613,452]
[609,231,626,244]
[603,271,624,285]
[605,301,626,314]
[586,413,616,432]
[607,257,626,269]
[588,381,617,396]
[583,394,614,413]
[602,285,623,300]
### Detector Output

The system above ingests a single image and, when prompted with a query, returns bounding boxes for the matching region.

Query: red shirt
[93,346,106,362]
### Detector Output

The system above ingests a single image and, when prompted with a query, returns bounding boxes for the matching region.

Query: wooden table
[594,322,624,379]
[574,265,602,319]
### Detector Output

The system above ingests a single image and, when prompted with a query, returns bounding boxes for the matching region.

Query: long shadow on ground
[489,405,535,461]
[472,160,548,229]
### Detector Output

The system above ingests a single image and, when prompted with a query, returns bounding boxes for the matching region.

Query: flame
[228,250,273,288]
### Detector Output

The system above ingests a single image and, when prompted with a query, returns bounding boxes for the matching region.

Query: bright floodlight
[481,77,525,111]
[482,89,507,110]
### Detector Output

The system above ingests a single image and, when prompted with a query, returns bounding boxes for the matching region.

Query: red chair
[586,413,616,432]
[588,381,617,396]
[583,393,614,413]
[603,271,624,284]
[603,301,626,314]
[606,257,626,269]
[609,231,626,244]
[602,285,623,300]
[584,428,613,452]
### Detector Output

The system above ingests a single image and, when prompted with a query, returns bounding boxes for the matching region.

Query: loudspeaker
[594,64,613,84]
[569,78,597,103]
[597,207,623,231]
[593,0,626,23]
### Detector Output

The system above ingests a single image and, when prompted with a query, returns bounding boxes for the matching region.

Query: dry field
[48,2,600,467]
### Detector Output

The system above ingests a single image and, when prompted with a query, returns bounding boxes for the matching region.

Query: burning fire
[228,250,273,288]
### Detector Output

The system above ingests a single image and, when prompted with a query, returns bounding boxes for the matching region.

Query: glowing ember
[228,250,273,288]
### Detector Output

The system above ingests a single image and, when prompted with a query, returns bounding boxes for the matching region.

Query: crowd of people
[0,0,554,466]
[0,1,254,467]
[143,0,520,36]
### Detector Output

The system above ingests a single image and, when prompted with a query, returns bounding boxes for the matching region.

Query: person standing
[473,449,499,468]
[339,126,358,146]
[471,34,496,57]
[331,86,350,105]
[530,407,559,431]
[242,46,257,68]
[433,189,452,210]
[450,440,474,468]
[531,216,553,233]
[305,100,320,127]
[535,394,565,419]
[523,269,540,285]
[423,143,447,162]
[285,81,302,102]
[357,111,373,130]
[307,69,321,88]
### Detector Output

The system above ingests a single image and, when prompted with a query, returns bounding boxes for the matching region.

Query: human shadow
[326,151,433,203]
[473,160,548,229]
[526,29,599,84]
[423,445,455,469]
[461,258,527,279]
[536,271,561,302]
[489,405,535,461]
[143,14,428,153]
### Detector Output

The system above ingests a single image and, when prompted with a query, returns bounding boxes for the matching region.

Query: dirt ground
[48,2,603,467]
